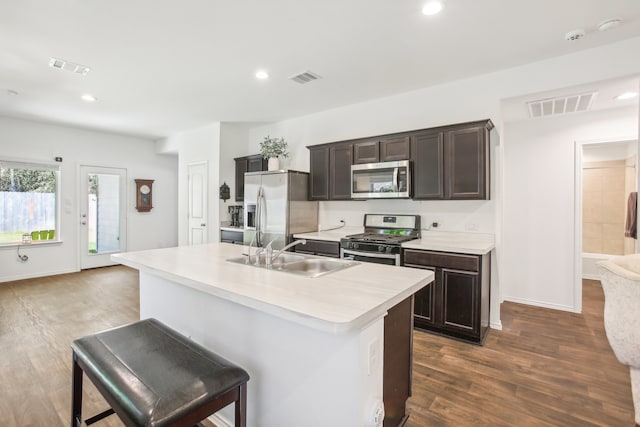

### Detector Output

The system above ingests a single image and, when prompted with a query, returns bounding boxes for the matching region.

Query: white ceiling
[1,0,640,139]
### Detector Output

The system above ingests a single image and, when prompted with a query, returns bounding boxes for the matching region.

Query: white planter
[268,157,280,171]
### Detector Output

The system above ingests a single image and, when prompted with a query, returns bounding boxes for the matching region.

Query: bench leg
[235,382,247,427]
[71,352,83,427]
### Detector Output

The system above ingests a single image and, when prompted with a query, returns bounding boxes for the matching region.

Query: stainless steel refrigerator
[243,170,318,250]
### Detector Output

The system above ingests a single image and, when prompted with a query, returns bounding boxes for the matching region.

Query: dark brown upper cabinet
[307,119,492,202]
[446,125,489,199]
[353,135,410,164]
[234,154,267,201]
[411,132,444,199]
[412,120,492,200]
[308,143,353,201]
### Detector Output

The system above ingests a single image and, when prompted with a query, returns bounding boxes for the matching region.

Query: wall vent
[289,71,321,84]
[48,57,91,76]
[527,92,597,118]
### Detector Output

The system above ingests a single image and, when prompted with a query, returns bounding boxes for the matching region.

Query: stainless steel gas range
[340,214,421,266]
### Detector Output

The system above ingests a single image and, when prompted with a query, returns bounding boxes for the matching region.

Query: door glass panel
[87,173,120,254]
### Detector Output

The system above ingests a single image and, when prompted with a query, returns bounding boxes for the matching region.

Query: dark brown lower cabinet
[292,239,340,258]
[383,296,414,427]
[220,229,243,244]
[404,249,491,344]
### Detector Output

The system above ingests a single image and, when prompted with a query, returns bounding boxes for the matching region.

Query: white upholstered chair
[598,254,640,427]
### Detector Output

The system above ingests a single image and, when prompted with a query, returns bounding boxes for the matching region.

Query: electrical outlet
[465,223,479,231]
[432,220,440,228]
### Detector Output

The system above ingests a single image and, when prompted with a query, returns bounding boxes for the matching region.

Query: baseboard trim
[0,268,79,284]
[582,273,601,281]
[502,296,579,313]
[490,320,502,330]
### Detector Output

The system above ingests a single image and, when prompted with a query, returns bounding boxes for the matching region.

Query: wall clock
[135,179,154,212]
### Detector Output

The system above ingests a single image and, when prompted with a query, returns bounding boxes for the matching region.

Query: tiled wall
[583,159,636,255]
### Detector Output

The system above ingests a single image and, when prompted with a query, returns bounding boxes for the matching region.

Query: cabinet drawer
[295,239,340,257]
[403,249,479,272]
[221,230,243,244]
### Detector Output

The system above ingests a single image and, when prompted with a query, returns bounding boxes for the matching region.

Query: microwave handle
[393,167,399,191]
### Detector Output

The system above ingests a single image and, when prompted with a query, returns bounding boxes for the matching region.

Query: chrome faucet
[267,239,307,266]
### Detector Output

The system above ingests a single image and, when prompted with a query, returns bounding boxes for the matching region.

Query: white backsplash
[318,199,496,233]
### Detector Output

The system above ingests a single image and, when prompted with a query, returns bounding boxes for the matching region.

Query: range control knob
[386,246,393,253]
[353,243,359,250]
[378,246,384,253]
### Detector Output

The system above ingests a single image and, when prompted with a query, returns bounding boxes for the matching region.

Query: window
[0,160,60,245]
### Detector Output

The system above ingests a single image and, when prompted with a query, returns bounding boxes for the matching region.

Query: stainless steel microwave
[351,160,410,199]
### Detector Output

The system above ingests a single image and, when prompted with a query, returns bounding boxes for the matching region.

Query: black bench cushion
[72,318,249,426]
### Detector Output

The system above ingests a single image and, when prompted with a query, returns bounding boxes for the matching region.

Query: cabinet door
[235,158,248,202]
[413,267,437,325]
[309,147,330,200]
[353,140,379,164]
[445,126,488,199]
[380,136,410,162]
[441,269,478,335]
[330,143,353,200]
[411,132,444,199]
[247,154,266,172]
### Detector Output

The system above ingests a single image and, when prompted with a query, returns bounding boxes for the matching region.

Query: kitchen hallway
[0,268,633,426]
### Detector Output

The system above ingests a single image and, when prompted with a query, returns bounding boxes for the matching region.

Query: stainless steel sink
[226,253,358,278]
[274,258,358,278]
[227,252,305,268]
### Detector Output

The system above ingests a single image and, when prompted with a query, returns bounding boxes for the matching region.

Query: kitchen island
[112,243,433,427]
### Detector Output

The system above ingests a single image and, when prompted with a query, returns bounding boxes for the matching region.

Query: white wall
[0,117,178,282]
[502,106,638,311]
[218,123,253,223]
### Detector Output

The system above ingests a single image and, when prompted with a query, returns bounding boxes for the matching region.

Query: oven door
[341,248,400,266]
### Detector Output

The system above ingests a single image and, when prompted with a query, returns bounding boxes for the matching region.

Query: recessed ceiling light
[597,18,622,32]
[422,1,443,16]
[81,94,97,102]
[255,70,269,80]
[615,92,638,101]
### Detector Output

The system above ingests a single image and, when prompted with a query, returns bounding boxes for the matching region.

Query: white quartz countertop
[403,231,495,255]
[220,225,244,232]
[111,243,432,334]
[294,228,494,255]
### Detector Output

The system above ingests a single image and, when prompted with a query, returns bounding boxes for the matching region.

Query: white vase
[268,157,280,171]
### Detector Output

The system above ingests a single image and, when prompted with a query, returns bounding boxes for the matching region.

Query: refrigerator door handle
[256,186,264,246]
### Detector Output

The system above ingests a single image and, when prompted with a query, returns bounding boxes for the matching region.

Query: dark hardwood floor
[0,269,634,426]
[406,279,635,426]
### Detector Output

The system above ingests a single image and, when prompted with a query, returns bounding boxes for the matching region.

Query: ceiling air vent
[527,92,597,118]
[48,57,91,76]
[289,71,321,84]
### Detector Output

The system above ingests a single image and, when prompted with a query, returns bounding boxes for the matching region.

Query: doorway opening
[79,166,127,269]
[575,138,638,308]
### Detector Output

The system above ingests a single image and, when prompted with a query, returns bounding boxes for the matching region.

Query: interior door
[188,162,208,245]
[80,166,126,269]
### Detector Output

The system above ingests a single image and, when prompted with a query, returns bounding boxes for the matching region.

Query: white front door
[188,162,208,245]
[80,166,127,269]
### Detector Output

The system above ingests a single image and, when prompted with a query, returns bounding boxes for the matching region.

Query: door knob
[201,223,206,227]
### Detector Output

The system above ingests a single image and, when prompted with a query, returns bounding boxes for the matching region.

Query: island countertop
[112,243,432,334]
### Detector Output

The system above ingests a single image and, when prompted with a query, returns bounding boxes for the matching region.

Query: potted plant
[260,136,289,171]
